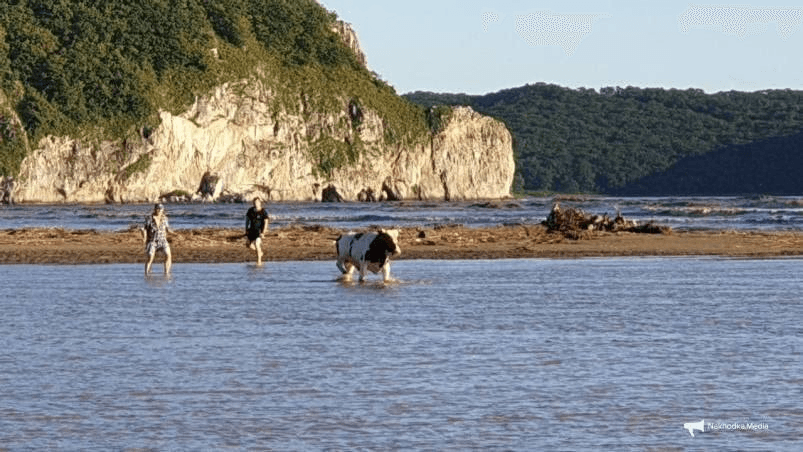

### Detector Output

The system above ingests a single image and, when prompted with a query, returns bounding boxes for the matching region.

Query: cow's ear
[379,228,386,234]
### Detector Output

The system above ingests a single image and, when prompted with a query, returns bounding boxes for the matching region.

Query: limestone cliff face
[13,19,514,204]
[431,107,516,200]
[16,79,513,203]
[332,20,368,68]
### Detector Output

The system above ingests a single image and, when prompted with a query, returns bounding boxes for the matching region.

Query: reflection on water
[143,272,174,287]
[1,195,803,231]
[0,258,801,450]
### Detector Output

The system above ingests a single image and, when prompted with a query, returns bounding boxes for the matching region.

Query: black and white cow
[335,229,401,281]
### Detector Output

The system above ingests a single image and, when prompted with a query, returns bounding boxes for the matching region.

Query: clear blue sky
[318,0,803,95]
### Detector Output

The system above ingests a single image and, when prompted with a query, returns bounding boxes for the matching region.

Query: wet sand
[1,225,802,264]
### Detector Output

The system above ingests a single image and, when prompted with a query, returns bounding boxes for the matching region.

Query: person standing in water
[142,203,172,275]
[245,197,270,265]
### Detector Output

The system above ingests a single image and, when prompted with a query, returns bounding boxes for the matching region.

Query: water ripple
[0,259,800,449]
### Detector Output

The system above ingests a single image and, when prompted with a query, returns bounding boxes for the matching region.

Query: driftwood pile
[543,202,670,240]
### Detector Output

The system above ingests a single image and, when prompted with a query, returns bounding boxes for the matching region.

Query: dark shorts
[246,230,261,242]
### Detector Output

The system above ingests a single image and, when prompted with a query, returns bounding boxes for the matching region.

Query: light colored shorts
[146,239,170,256]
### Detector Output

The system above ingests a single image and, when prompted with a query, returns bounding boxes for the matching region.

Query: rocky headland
[5,20,514,204]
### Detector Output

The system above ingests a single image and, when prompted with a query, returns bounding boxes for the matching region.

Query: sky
[318,0,803,95]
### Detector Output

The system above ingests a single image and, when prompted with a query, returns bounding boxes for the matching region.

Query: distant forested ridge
[405,84,803,195]
[0,0,429,177]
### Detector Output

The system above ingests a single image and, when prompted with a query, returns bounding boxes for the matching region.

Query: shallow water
[1,258,800,450]
[2,195,803,231]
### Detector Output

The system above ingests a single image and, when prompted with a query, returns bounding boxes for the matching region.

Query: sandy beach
[1,225,802,264]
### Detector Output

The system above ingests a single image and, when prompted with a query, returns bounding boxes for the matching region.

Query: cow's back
[336,232,373,260]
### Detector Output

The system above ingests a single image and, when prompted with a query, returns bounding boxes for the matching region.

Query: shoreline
[1,225,802,264]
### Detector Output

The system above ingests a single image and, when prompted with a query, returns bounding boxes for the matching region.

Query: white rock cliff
[13,22,514,203]
[332,20,368,69]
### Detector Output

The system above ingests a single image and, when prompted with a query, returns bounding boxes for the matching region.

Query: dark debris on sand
[542,202,671,240]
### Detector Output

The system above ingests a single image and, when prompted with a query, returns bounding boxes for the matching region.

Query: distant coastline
[405,86,803,195]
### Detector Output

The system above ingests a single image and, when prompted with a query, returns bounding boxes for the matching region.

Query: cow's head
[377,228,401,257]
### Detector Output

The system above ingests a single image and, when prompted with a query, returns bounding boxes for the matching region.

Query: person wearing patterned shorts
[142,203,172,274]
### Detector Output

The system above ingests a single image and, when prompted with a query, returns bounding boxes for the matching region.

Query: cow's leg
[358,261,367,281]
[382,262,392,282]
[338,259,354,280]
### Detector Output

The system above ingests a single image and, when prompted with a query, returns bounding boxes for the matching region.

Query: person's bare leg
[145,252,155,274]
[164,248,172,274]
[255,237,263,266]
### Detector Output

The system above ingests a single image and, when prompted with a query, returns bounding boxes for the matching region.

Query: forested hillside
[406,85,803,194]
[0,0,430,177]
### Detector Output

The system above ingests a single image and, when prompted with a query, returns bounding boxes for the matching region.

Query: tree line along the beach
[405,85,803,195]
[0,0,435,179]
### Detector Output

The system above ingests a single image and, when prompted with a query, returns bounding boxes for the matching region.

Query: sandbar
[1,225,802,265]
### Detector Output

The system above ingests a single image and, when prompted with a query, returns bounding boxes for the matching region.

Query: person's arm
[142,217,151,243]
[261,210,269,235]
[245,210,252,234]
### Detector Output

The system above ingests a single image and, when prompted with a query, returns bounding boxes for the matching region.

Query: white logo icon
[684,419,705,437]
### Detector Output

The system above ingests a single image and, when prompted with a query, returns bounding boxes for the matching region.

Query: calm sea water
[1,258,800,450]
[1,195,803,231]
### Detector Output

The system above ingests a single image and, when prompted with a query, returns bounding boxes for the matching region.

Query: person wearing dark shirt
[245,197,270,265]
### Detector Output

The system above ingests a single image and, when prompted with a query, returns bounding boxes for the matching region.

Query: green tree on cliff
[0,0,427,177]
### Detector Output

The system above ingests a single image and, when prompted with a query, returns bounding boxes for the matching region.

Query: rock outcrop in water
[10,18,514,204]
